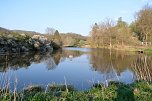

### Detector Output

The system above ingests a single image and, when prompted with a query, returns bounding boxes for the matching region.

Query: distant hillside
[12,30,41,37]
[0,27,88,47]
[60,33,87,40]
[60,33,88,47]
[0,27,8,31]
[0,27,10,33]
[0,27,41,37]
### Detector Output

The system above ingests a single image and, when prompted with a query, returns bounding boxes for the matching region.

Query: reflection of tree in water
[89,48,152,82]
[0,52,58,72]
[52,50,63,65]
[131,55,152,82]
[0,53,32,72]
[0,49,85,72]
[62,50,84,58]
[89,49,135,73]
[45,57,57,70]
[45,49,84,69]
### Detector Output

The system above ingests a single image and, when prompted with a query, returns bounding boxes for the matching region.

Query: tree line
[89,5,152,48]
[45,27,87,47]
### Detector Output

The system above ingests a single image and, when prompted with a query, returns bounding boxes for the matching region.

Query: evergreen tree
[53,30,62,46]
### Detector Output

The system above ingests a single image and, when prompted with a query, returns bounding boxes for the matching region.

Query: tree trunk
[145,34,148,46]
[110,37,112,48]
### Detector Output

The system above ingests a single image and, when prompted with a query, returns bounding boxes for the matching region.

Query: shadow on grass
[94,82,135,101]
[115,82,135,101]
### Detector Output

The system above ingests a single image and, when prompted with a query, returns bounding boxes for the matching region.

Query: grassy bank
[0,81,152,101]
[87,44,152,53]
[144,48,152,53]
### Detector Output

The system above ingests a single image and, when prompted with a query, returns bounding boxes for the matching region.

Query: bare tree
[90,18,115,48]
[45,27,56,35]
[135,5,152,46]
[90,17,140,48]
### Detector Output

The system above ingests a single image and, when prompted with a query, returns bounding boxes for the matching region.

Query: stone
[21,33,26,37]
[34,42,40,48]
[11,48,17,53]
[32,35,40,40]
[0,40,5,45]
[0,48,5,53]
[0,34,54,54]
[21,46,29,52]
[45,43,53,52]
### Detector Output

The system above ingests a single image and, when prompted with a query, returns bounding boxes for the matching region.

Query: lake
[0,47,152,91]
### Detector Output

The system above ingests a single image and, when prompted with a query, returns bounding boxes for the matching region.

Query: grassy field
[0,81,152,101]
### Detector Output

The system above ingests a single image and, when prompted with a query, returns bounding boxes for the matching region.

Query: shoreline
[78,45,152,53]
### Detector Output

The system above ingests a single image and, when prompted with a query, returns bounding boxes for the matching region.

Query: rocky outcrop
[0,34,53,53]
[31,35,53,52]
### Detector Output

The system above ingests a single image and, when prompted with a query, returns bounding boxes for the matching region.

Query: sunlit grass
[0,81,152,101]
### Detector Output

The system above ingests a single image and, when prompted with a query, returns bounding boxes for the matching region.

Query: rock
[40,46,46,52]
[0,40,5,45]
[0,34,54,54]
[32,35,54,52]
[34,42,39,48]
[21,46,29,52]
[32,35,47,44]
[32,35,40,40]
[45,43,53,52]
[39,36,47,44]
[28,38,34,45]
[0,48,6,53]
[11,48,17,53]
[7,34,13,38]
[20,33,26,37]
[7,39,12,44]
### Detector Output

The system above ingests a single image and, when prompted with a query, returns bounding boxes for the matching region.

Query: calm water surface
[0,47,152,90]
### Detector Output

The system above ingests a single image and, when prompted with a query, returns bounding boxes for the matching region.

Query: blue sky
[0,0,152,36]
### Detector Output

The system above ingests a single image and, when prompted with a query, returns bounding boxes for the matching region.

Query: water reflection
[0,48,152,90]
[90,48,152,82]
[131,55,152,82]
[0,49,85,72]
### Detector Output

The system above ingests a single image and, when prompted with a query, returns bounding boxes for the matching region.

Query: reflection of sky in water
[64,47,91,52]
[118,70,135,84]
[0,48,146,91]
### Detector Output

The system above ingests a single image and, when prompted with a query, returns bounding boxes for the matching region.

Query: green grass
[144,48,152,53]
[0,81,152,101]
